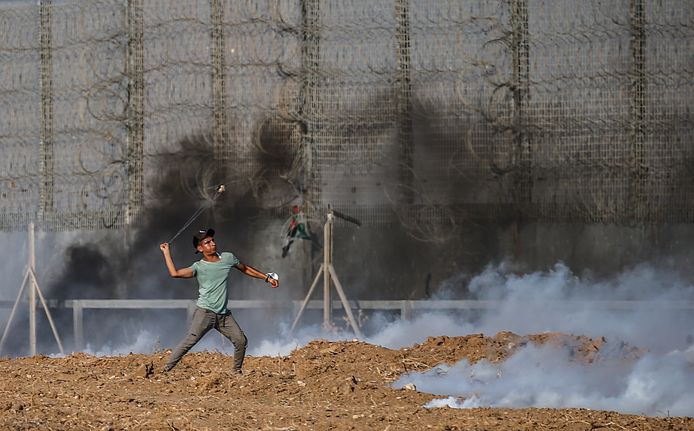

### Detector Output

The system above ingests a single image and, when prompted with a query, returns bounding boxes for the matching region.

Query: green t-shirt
[189,252,240,314]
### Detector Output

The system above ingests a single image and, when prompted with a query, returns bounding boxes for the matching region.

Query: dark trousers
[165,307,247,372]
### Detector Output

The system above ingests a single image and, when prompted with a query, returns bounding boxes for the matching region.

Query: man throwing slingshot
[159,228,279,374]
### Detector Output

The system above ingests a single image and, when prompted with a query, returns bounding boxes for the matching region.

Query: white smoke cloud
[0,231,34,311]
[85,330,164,356]
[46,330,163,358]
[248,322,352,357]
[395,343,694,417]
[71,320,339,358]
[386,262,694,417]
[86,320,353,358]
[366,312,475,349]
[462,262,694,353]
[364,262,694,353]
[0,230,92,355]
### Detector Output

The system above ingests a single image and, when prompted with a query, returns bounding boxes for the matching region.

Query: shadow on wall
[260,86,694,301]
[0,115,306,355]
[47,113,304,302]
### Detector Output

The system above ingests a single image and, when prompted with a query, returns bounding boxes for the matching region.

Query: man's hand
[160,243,194,278]
[266,272,279,288]
[236,263,280,288]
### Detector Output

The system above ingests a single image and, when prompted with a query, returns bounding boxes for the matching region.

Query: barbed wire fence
[0,0,692,238]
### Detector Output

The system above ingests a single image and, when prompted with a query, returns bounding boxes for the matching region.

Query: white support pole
[73,300,83,351]
[29,269,64,354]
[28,223,37,356]
[401,300,412,320]
[290,264,324,334]
[0,270,29,354]
[290,208,362,337]
[327,264,363,338]
[323,211,333,330]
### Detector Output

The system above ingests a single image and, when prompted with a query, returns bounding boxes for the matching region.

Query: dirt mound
[0,333,689,430]
[407,332,647,367]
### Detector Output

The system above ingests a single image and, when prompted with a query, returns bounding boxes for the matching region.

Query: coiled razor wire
[0,0,692,232]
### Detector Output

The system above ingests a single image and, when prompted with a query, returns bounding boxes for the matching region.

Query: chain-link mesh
[0,0,692,231]
[1,3,41,227]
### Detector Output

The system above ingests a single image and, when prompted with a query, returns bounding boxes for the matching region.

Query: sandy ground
[0,332,691,430]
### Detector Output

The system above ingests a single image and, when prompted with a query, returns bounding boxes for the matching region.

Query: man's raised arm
[159,243,194,278]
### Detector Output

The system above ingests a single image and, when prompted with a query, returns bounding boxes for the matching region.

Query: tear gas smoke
[461,262,694,353]
[396,343,694,417]
[386,262,694,417]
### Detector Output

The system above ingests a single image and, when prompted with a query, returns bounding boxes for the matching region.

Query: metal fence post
[210,0,230,171]
[510,0,531,208]
[395,0,414,204]
[39,0,54,225]
[400,300,412,321]
[300,0,321,216]
[126,0,144,225]
[629,0,647,223]
[73,300,84,351]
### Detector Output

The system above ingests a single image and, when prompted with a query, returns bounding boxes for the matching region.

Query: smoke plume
[387,262,694,416]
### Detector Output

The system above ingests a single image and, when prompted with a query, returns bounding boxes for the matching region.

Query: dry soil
[0,332,691,430]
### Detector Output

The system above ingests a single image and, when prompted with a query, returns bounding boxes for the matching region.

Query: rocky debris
[133,362,153,378]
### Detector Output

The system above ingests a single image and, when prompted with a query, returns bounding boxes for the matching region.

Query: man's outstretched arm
[159,243,194,278]
[235,262,279,288]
